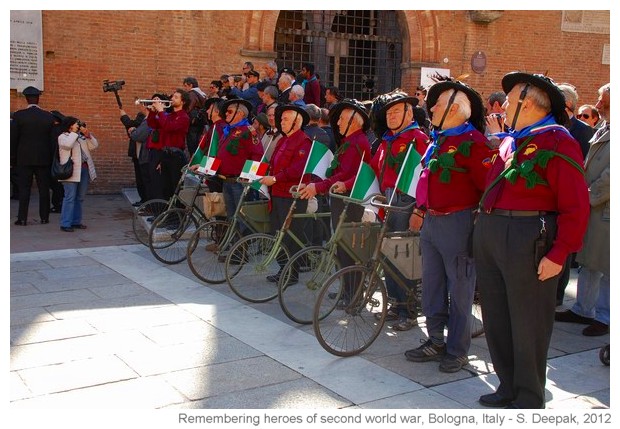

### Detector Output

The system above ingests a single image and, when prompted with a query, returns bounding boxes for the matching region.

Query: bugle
[135,99,172,107]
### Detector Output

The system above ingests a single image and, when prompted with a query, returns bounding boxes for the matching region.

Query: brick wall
[10,10,609,194]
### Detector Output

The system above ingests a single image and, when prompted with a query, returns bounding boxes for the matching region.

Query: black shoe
[479,393,514,408]
[582,321,609,336]
[132,200,144,207]
[146,216,155,223]
[41,219,49,224]
[50,207,61,213]
[14,219,27,226]
[71,224,87,229]
[60,226,74,232]
[554,310,594,325]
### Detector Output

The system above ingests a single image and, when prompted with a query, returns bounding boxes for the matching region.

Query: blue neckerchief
[381,121,420,144]
[222,118,251,139]
[301,76,317,89]
[425,122,476,165]
[493,114,570,150]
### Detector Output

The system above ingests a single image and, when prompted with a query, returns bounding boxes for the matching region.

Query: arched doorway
[274,10,403,101]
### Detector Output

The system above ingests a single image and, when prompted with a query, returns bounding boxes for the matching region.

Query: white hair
[291,84,305,98]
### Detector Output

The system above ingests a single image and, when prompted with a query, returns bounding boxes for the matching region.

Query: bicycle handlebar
[328,185,380,204]
[370,194,416,212]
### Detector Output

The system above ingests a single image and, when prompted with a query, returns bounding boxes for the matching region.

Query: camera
[103,79,125,93]
[77,119,87,128]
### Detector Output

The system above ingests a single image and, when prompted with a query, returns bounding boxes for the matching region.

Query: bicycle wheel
[148,208,198,264]
[225,233,288,303]
[278,246,340,324]
[313,265,388,357]
[471,289,484,338]
[132,199,168,246]
[187,220,240,284]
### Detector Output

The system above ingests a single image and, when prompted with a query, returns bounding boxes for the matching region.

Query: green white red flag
[240,160,271,199]
[350,160,380,202]
[302,141,334,180]
[394,145,423,199]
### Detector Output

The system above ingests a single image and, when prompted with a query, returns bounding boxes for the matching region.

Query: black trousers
[17,165,51,221]
[473,212,559,409]
[132,157,147,202]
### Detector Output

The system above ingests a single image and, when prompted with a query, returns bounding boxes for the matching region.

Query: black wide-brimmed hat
[275,104,310,131]
[426,76,485,133]
[220,98,254,122]
[370,90,418,137]
[329,98,371,135]
[501,72,568,126]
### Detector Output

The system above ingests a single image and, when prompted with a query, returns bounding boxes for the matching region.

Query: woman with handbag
[57,116,99,232]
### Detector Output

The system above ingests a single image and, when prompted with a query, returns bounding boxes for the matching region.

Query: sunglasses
[226,110,237,115]
[577,113,590,120]
[415,92,424,97]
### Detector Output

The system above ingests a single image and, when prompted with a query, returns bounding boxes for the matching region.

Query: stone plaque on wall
[561,10,610,34]
[10,10,44,91]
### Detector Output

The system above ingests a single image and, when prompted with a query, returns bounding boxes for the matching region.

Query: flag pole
[298,139,316,188]
[388,144,412,206]
[350,157,365,196]
[206,127,216,157]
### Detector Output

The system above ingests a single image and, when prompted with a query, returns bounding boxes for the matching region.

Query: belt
[219,175,238,184]
[490,209,555,217]
[426,206,475,216]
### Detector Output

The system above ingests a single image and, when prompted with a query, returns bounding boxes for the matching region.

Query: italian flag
[189,128,219,166]
[350,160,380,202]
[196,156,221,176]
[240,159,271,199]
[394,145,423,199]
[302,140,334,180]
[240,160,269,181]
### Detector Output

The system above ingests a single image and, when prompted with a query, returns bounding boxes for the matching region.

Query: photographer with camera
[57,116,99,232]
[146,89,190,202]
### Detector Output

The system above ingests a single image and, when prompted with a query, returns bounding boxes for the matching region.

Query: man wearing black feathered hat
[474,72,589,409]
[369,90,430,331]
[406,76,492,373]
[216,98,264,220]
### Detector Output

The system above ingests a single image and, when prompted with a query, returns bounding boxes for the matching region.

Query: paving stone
[10,288,101,310]
[10,307,56,327]
[42,256,100,268]
[140,320,229,346]
[10,260,52,272]
[175,378,351,409]
[162,355,302,401]
[9,371,32,401]
[45,293,173,320]
[37,264,118,281]
[118,337,263,376]
[10,282,39,297]
[10,375,185,408]
[359,388,467,409]
[10,319,98,346]
[10,330,156,371]
[17,355,139,395]
[32,272,132,293]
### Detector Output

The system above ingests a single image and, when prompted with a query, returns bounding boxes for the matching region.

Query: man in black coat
[10,86,56,226]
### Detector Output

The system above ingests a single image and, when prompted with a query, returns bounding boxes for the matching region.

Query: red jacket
[146,109,189,150]
[371,126,429,192]
[486,129,589,265]
[216,124,263,176]
[313,129,371,194]
[420,129,491,212]
[270,129,312,198]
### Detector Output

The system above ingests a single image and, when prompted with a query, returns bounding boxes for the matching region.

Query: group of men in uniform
[159,67,601,409]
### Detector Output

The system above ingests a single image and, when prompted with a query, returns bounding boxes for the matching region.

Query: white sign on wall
[10,10,44,91]
[420,67,451,88]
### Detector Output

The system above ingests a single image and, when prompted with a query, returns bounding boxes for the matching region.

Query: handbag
[51,148,74,180]
[203,192,227,218]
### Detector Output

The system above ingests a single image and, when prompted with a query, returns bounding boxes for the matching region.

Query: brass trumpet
[135,98,172,107]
